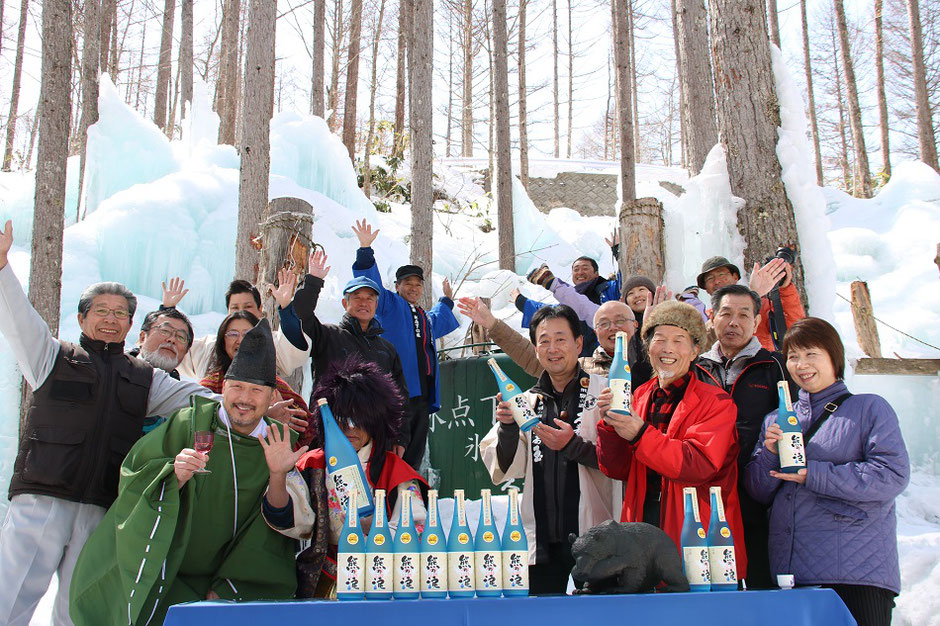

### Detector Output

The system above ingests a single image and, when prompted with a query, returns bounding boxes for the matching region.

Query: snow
[0,53,936,626]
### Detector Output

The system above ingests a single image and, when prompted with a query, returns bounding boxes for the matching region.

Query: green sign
[428,353,537,498]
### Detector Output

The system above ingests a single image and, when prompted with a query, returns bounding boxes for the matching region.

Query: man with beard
[70,319,298,625]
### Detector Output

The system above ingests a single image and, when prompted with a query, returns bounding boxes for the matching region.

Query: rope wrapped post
[850,280,882,359]
[618,196,665,284]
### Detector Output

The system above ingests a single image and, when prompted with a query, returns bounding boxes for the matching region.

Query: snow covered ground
[0,70,937,625]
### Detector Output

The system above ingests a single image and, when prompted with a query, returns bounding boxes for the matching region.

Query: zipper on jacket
[82,343,114,502]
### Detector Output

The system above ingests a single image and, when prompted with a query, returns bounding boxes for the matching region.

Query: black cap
[224,318,277,388]
[395,265,424,282]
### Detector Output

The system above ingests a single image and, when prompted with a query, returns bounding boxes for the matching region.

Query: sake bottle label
[449,552,475,592]
[394,552,419,593]
[779,432,806,468]
[609,379,631,413]
[330,466,369,515]
[510,395,537,426]
[475,550,502,590]
[502,549,528,590]
[338,552,365,594]
[421,551,447,593]
[367,554,391,592]
[708,543,737,586]
[683,546,711,586]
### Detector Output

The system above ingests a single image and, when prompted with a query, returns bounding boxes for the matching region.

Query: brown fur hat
[641,300,709,350]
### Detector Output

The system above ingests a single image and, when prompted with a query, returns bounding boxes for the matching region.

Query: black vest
[9,335,153,508]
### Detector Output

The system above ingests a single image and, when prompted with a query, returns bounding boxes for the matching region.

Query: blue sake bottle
[393,491,421,599]
[336,488,366,601]
[487,358,539,432]
[776,381,806,473]
[706,486,738,591]
[447,489,476,598]
[501,487,529,597]
[420,489,448,599]
[474,489,503,597]
[318,398,374,517]
[608,331,633,416]
[680,487,711,592]
[365,489,394,600]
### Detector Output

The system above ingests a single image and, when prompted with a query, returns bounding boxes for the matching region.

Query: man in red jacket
[595,300,747,581]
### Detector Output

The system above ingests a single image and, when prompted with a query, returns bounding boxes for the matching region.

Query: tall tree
[180,0,194,114]
[674,0,718,175]
[327,0,345,133]
[767,0,780,47]
[217,0,242,145]
[832,23,853,190]
[77,0,101,220]
[393,1,407,158]
[566,0,574,158]
[342,0,364,160]
[552,0,560,158]
[363,0,387,197]
[154,0,177,131]
[100,0,115,74]
[2,0,29,172]
[874,0,890,178]
[833,0,872,197]
[627,0,639,163]
[409,0,434,304]
[612,0,635,202]
[905,0,940,172]
[801,0,824,186]
[493,0,514,269]
[517,0,529,187]
[234,0,276,281]
[710,0,806,292]
[310,0,326,117]
[461,0,473,157]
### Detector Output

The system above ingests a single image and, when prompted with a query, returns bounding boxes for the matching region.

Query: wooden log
[850,280,882,358]
[854,358,940,376]
[618,196,665,284]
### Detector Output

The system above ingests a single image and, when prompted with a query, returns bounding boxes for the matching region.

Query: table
[164,588,856,625]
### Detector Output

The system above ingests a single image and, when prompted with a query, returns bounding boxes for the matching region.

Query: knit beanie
[641,300,709,350]
[622,275,656,296]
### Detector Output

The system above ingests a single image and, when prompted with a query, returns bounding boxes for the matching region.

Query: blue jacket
[744,380,910,593]
[353,247,460,412]
[516,294,598,358]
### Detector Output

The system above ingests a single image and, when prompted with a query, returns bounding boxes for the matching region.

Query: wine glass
[194,430,214,474]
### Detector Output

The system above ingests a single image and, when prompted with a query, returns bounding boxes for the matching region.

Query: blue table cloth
[164,588,856,625]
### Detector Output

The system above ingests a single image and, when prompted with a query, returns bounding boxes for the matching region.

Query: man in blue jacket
[351,219,460,471]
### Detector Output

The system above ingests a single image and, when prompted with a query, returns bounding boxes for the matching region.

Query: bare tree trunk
[767,0,780,47]
[801,0,824,186]
[628,0,639,163]
[445,19,454,158]
[493,0,514,269]
[518,0,529,187]
[342,0,363,161]
[409,0,434,308]
[552,0,559,158]
[0,0,4,58]
[77,0,100,221]
[363,0,387,197]
[670,0,688,169]
[906,0,939,172]
[675,0,718,175]
[613,0,635,202]
[235,0,276,281]
[311,0,326,116]
[566,0,573,158]
[23,0,72,430]
[461,0,473,157]
[872,0,890,179]
[486,0,494,183]
[393,1,407,158]
[710,0,806,295]
[180,0,194,114]
[25,103,39,169]
[833,0,872,197]
[108,1,118,79]
[217,0,241,145]
[327,0,345,133]
[154,0,176,131]
[2,0,29,172]
[100,0,115,73]
[832,25,852,190]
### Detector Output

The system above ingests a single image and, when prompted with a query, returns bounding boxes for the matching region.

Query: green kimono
[70,395,297,625]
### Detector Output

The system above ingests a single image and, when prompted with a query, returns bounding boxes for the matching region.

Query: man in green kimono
[70,318,301,625]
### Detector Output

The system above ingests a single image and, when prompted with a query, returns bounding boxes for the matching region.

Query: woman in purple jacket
[745,317,909,626]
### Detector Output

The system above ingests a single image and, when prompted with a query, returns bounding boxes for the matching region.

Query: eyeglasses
[152,323,190,345]
[595,317,635,332]
[91,307,130,320]
[224,330,250,340]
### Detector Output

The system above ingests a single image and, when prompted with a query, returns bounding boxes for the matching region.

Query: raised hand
[267,399,309,433]
[306,249,331,280]
[509,287,521,302]
[259,421,310,476]
[457,296,497,330]
[442,277,454,300]
[0,220,13,270]
[271,268,298,309]
[162,277,189,308]
[644,284,674,318]
[749,258,787,297]
[352,218,380,248]
[604,228,620,249]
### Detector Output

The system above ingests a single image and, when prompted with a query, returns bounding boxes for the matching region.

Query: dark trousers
[402,396,430,471]
[822,584,896,626]
[529,541,575,595]
[742,520,773,589]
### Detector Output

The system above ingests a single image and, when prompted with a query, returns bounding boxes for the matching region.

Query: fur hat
[622,275,655,296]
[641,300,709,350]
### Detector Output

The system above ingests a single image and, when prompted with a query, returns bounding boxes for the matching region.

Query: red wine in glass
[194,431,214,474]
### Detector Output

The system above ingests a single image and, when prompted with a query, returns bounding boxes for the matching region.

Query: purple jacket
[744,380,909,593]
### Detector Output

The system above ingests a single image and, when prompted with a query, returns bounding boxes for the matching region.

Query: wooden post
[256,197,315,391]
[618,196,665,284]
[850,280,882,358]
